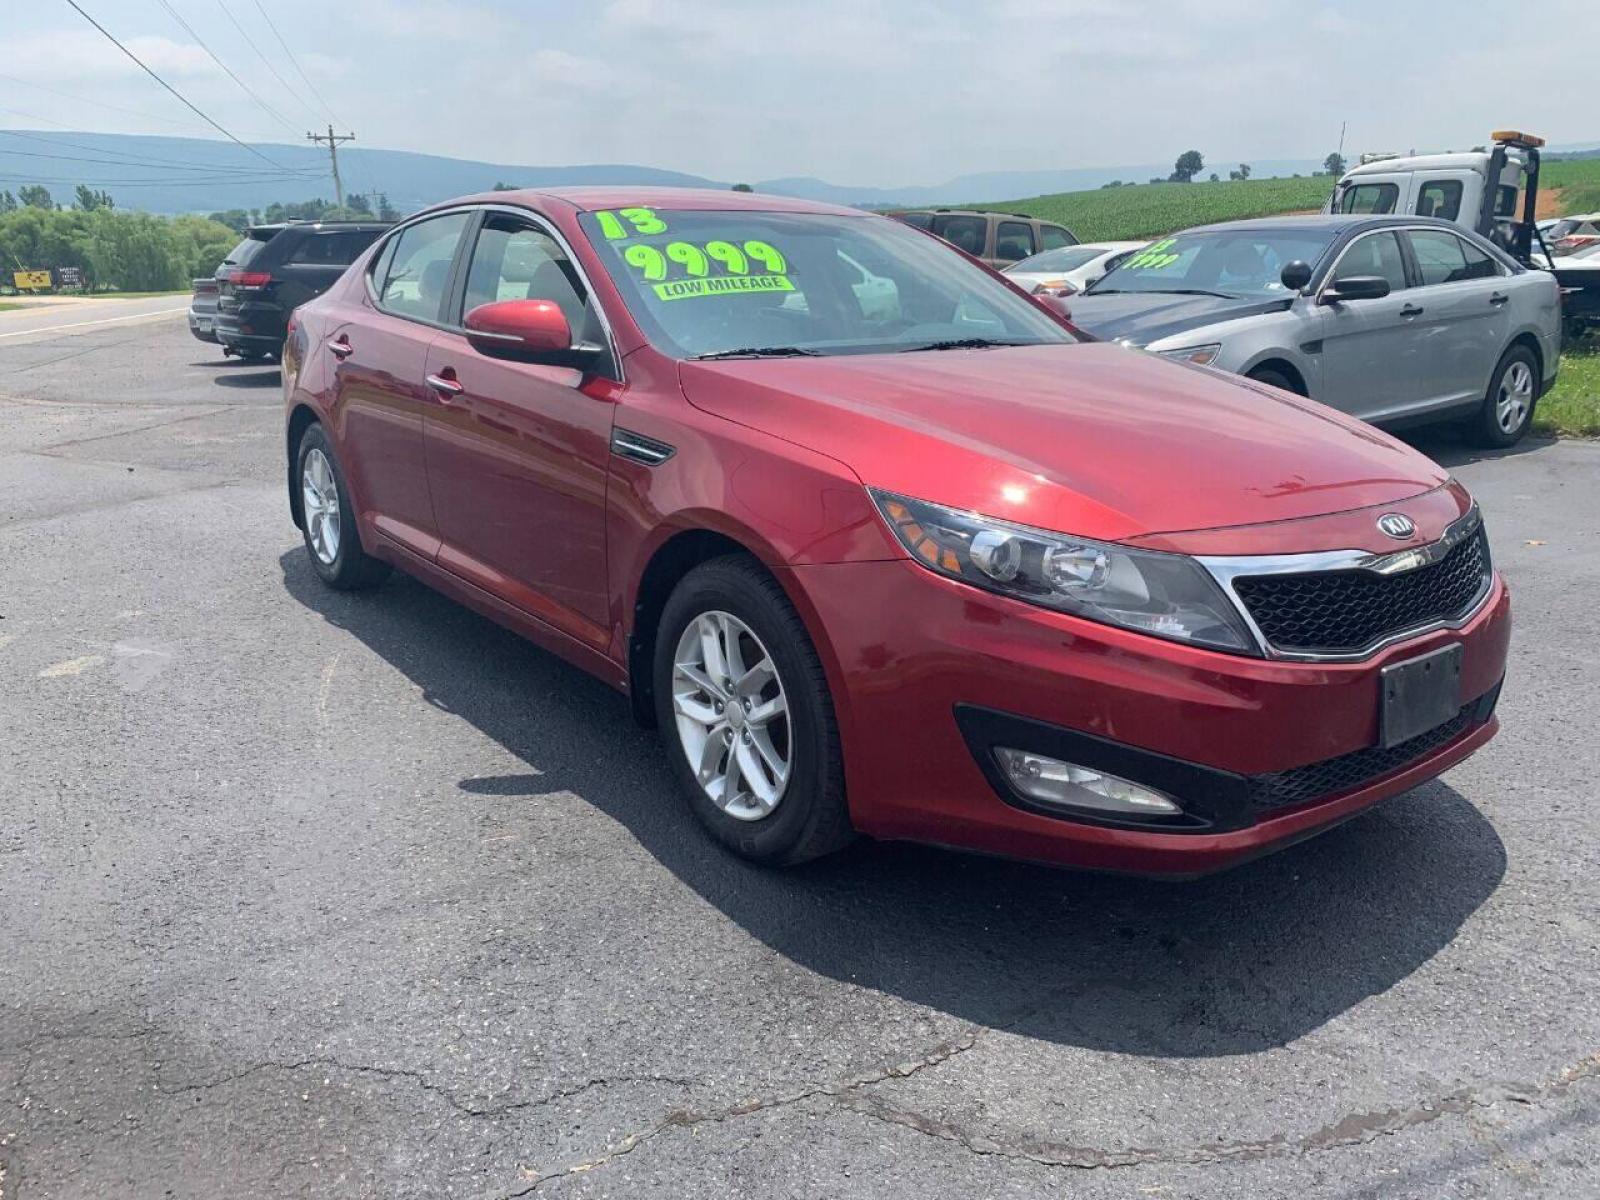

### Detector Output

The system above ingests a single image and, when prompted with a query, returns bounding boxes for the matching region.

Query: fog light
[994,748,1181,816]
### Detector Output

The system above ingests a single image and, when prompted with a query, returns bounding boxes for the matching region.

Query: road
[2,310,1597,1199]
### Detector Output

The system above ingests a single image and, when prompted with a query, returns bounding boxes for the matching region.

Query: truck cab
[1326,133,1544,261]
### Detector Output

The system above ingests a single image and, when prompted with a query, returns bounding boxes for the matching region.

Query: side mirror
[1279,260,1313,291]
[464,299,575,361]
[1319,275,1391,304]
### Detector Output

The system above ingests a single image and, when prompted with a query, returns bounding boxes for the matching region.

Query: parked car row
[189,220,389,360]
[277,185,1510,878]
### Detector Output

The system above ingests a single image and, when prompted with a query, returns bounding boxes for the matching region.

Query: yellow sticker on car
[653,274,795,301]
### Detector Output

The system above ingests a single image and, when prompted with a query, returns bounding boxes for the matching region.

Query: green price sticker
[653,275,795,302]
[1126,238,1180,270]
[595,207,669,239]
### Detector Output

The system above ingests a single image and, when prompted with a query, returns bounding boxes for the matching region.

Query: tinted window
[994,221,1035,262]
[578,208,1075,360]
[223,234,270,267]
[1409,230,1475,286]
[895,212,933,230]
[930,215,987,256]
[1331,231,1408,291]
[375,213,470,321]
[287,230,379,266]
[1339,183,1399,214]
[461,217,588,332]
[1416,180,1463,222]
[1494,185,1519,218]
[1039,224,1076,251]
[1458,239,1500,280]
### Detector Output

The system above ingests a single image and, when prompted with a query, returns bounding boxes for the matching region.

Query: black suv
[214,221,389,360]
[888,209,1078,268]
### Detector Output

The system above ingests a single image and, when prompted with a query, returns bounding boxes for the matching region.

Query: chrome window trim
[1317,228,1412,297]
[362,205,478,329]
[1197,505,1493,662]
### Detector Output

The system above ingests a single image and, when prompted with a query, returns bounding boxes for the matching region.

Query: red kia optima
[281,188,1509,876]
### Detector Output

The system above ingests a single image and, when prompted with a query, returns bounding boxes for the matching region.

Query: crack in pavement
[157,1057,695,1121]
[832,1048,1600,1172]
[492,1030,984,1197]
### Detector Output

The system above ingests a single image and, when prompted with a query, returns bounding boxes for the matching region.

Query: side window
[1416,180,1463,222]
[1039,224,1076,251]
[931,215,988,256]
[374,212,471,322]
[994,221,1036,263]
[460,217,588,331]
[1331,231,1408,292]
[289,231,377,266]
[1408,230,1473,286]
[1458,239,1501,280]
[1494,185,1519,218]
[1339,183,1399,214]
[896,212,933,230]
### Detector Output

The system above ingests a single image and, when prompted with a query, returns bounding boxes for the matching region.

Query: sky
[1,0,1594,187]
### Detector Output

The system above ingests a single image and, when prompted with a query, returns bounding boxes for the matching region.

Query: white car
[1002,242,1145,296]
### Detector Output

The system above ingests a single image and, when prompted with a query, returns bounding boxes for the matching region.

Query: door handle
[1489,292,1510,306]
[425,371,464,400]
[1399,303,1424,317]
[328,336,353,359]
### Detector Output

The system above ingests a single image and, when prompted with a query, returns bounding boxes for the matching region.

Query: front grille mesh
[1246,704,1474,813]
[1233,528,1489,655]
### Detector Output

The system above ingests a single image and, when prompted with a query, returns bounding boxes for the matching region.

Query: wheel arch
[1505,330,1545,394]
[1244,356,1310,396]
[286,402,320,530]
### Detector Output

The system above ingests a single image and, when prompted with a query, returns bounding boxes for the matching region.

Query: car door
[329,211,471,561]
[421,209,619,652]
[1312,229,1421,419]
[1399,228,1513,410]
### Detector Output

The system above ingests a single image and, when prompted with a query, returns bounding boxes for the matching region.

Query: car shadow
[278,549,1506,1057]
[213,368,282,389]
[1398,425,1556,470]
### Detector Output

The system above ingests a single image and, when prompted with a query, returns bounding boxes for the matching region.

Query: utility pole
[307,124,354,207]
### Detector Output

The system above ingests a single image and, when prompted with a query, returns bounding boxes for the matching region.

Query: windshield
[1008,246,1109,275]
[1086,229,1337,299]
[578,208,1077,359]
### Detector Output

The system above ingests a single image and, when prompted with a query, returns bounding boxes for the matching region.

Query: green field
[1538,336,1600,438]
[978,175,1334,241]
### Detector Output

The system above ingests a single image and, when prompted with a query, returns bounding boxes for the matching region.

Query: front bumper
[789,558,1510,877]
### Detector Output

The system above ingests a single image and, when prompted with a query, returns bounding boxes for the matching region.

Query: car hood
[678,343,1447,545]
[1066,291,1292,346]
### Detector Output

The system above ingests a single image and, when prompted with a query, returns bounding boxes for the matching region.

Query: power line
[248,0,341,126]
[152,0,301,137]
[62,0,285,171]
[0,129,320,176]
[0,142,320,178]
[212,0,320,126]
[0,72,215,134]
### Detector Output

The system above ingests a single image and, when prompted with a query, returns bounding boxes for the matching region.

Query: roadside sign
[13,270,51,291]
[54,266,85,289]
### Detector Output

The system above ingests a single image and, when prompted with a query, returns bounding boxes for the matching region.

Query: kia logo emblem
[1377,513,1416,539]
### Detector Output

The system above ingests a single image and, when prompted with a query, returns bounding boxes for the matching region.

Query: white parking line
[0,307,188,339]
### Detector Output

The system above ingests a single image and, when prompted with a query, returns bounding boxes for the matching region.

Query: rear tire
[1470,344,1539,448]
[652,556,853,865]
[295,422,390,590]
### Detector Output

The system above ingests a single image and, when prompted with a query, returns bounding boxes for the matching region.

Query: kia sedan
[1067,215,1561,447]
[282,189,1509,876]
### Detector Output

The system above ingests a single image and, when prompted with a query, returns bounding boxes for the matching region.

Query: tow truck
[1328,131,1600,333]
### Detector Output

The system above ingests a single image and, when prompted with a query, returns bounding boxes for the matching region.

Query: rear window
[287,230,379,266]
[1010,246,1106,274]
[1039,224,1076,251]
[894,212,933,230]
[930,215,988,256]
[223,233,273,266]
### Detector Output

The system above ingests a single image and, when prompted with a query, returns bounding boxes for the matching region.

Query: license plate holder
[1380,644,1463,748]
[196,318,212,331]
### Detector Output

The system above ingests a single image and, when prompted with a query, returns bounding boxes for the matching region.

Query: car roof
[1185,214,1467,236]
[247,221,391,234]
[1343,152,1492,175]
[441,186,868,219]
[890,208,1048,221]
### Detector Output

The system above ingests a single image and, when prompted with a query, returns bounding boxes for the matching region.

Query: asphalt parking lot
[2,302,1597,1200]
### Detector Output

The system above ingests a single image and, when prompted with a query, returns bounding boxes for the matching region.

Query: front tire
[652,556,852,865]
[295,422,390,590]
[1247,366,1301,395]
[1471,345,1538,448]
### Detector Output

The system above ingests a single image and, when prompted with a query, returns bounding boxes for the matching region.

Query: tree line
[1100,151,1349,188]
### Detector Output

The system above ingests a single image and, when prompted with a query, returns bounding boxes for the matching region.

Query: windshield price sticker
[622,238,790,290]
[654,275,795,301]
[1125,238,1180,270]
[595,208,669,239]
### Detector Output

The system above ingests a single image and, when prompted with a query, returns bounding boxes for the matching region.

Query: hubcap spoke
[672,610,791,822]
[301,449,341,564]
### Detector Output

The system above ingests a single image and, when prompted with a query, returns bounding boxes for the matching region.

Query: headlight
[871,490,1258,654]
[1158,343,1222,366]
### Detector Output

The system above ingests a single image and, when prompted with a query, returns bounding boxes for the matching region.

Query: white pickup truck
[1328,131,1599,331]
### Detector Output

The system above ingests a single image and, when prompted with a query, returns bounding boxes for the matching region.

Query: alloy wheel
[1496,361,1534,434]
[671,610,791,821]
[301,448,341,565]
